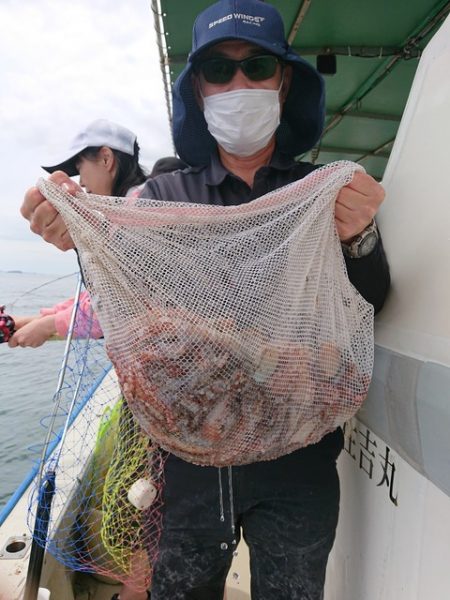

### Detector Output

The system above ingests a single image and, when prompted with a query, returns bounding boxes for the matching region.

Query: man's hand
[335,172,385,242]
[21,171,80,251]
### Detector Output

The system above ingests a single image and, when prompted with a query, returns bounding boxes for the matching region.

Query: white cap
[42,119,137,176]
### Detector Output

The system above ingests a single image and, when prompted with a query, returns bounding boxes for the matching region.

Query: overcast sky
[0,0,174,276]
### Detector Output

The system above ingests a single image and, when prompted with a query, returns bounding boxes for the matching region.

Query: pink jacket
[40,186,144,339]
[40,291,103,339]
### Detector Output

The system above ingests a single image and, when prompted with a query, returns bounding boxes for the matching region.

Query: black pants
[151,429,343,600]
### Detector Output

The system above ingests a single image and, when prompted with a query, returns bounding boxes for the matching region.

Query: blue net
[25,284,163,592]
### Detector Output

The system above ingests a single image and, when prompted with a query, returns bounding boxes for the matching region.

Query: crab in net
[110,307,370,467]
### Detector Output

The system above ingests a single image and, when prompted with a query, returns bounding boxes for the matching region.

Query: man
[21,1,390,598]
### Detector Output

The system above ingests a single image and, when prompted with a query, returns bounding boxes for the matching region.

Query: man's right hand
[21,171,80,251]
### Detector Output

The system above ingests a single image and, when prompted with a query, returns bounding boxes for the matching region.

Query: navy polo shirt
[138,149,391,459]
[140,150,390,313]
[140,149,317,206]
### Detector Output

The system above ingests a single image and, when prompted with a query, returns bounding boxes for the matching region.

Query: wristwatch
[341,220,379,258]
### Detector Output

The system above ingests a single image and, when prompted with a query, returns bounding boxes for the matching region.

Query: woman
[9,119,185,600]
[9,119,186,348]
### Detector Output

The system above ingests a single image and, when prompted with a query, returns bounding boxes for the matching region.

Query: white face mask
[202,87,281,157]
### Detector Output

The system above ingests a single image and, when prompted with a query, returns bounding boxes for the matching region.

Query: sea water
[0,270,80,507]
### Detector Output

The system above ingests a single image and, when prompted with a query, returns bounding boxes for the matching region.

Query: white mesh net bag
[38,160,374,467]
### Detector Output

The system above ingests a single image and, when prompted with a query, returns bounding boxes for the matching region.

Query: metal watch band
[341,220,379,258]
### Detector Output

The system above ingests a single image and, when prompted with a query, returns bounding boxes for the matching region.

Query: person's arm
[334,171,390,313]
[12,315,38,328]
[53,293,103,339]
[8,314,57,348]
[335,172,384,242]
[8,292,103,348]
[40,297,77,316]
[345,236,390,314]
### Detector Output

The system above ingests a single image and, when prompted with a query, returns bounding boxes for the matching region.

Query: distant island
[0,269,76,277]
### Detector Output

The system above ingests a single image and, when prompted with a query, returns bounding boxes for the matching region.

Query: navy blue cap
[190,0,288,60]
[172,0,325,166]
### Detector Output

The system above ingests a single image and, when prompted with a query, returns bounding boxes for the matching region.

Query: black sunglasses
[195,54,281,84]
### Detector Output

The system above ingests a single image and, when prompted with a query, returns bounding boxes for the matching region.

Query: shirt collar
[204,147,298,186]
[269,149,298,171]
[204,149,231,186]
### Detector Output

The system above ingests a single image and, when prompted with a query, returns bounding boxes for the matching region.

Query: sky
[0,0,175,276]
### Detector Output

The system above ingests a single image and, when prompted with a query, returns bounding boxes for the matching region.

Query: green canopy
[153,0,450,179]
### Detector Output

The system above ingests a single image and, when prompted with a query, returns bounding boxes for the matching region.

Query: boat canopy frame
[152,0,450,180]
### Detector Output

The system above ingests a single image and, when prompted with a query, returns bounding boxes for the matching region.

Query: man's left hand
[335,172,385,242]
